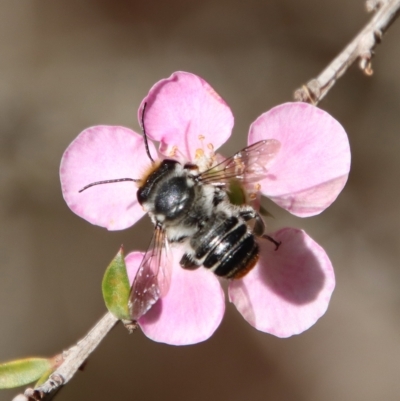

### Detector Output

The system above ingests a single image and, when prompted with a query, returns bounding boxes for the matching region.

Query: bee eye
[155,177,194,219]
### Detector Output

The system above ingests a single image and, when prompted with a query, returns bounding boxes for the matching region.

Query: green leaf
[102,247,131,320]
[227,179,246,205]
[0,357,52,389]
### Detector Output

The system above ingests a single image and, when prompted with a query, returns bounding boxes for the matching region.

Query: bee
[80,104,281,321]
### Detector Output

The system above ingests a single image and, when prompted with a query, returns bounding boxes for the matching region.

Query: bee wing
[129,225,172,321]
[199,140,281,186]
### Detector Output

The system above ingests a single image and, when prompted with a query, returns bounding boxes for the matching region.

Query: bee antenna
[79,178,138,193]
[141,102,155,164]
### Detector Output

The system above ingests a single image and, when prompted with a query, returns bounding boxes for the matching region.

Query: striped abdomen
[182,215,259,279]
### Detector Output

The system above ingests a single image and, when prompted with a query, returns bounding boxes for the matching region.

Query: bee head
[137,159,195,220]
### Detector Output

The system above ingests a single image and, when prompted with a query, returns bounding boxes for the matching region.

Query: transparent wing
[199,140,281,187]
[129,225,172,321]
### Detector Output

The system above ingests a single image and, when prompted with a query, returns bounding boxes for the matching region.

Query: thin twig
[13,312,119,401]
[294,0,400,104]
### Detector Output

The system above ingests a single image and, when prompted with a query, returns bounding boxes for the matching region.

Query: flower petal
[60,126,155,230]
[138,71,234,163]
[125,250,225,345]
[249,102,351,217]
[229,228,335,337]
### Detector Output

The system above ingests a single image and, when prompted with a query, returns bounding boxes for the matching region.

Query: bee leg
[238,206,265,237]
[238,206,280,249]
[262,234,281,250]
[180,253,201,270]
[252,213,266,237]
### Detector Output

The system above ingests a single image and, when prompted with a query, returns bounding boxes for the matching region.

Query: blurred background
[1,1,400,400]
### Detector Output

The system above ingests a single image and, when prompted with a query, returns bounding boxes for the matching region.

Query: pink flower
[60,71,350,345]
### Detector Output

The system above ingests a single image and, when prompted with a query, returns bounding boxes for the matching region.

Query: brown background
[1,1,400,400]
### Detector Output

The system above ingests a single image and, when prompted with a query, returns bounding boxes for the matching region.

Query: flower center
[194,134,216,172]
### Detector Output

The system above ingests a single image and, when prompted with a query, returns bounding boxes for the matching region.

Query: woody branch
[13,313,118,401]
[294,0,400,104]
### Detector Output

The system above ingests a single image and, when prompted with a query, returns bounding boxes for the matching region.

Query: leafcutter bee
[79,104,281,320]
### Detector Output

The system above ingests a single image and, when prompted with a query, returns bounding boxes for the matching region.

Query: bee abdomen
[221,236,259,279]
[193,216,239,260]
[202,222,259,279]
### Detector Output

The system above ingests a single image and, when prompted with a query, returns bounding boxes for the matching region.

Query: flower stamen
[195,148,204,159]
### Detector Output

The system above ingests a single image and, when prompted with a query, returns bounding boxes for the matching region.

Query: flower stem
[294,0,400,104]
[14,312,119,401]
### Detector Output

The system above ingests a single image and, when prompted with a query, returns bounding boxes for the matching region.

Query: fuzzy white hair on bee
[79,103,281,321]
